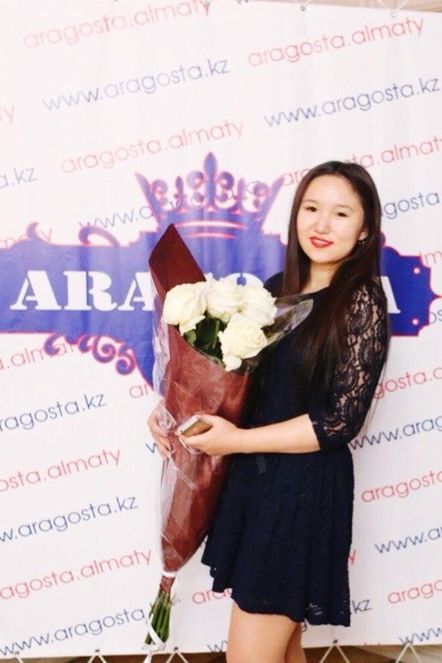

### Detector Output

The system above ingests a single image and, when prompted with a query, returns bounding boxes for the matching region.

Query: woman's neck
[302,263,336,293]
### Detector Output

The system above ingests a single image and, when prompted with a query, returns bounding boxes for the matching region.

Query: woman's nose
[313,214,331,233]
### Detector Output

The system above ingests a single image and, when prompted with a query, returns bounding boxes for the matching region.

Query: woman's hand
[147,401,172,459]
[181,414,244,456]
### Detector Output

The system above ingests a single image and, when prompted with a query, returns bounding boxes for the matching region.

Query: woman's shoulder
[350,276,387,308]
[347,277,389,342]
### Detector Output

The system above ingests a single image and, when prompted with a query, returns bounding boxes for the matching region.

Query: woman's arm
[181,412,320,456]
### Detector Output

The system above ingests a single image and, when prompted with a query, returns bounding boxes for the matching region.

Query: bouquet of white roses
[163,275,278,371]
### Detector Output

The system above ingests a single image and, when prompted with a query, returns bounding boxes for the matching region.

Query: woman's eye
[305,206,316,211]
[337,212,348,217]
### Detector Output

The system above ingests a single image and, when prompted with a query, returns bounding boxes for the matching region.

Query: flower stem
[145,587,172,645]
[212,318,220,350]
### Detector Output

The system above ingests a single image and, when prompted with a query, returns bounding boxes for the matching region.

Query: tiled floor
[144,650,391,662]
[57,649,392,663]
[5,652,392,663]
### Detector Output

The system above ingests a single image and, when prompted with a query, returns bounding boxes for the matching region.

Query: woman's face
[296,174,367,272]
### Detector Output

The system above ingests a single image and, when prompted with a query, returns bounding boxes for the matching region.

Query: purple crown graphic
[135,151,284,240]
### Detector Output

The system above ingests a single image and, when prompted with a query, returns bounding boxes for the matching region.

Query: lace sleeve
[308,282,389,451]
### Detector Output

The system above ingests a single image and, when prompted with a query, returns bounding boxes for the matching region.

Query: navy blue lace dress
[201,273,389,626]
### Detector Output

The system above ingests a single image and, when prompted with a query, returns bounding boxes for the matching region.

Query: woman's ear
[358,227,368,241]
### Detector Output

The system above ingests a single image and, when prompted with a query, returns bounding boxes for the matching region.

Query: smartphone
[177,415,212,437]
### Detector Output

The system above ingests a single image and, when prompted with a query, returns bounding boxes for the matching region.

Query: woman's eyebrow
[302,198,354,211]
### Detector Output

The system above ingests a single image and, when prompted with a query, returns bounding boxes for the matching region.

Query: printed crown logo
[135,151,284,239]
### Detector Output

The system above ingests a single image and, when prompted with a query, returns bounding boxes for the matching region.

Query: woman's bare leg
[285,622,307,663]
[226,600,300,663]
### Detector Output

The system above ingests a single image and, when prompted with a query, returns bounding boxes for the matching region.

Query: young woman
[149,160,390,663]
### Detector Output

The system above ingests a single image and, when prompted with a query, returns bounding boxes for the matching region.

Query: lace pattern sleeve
[308,282,389,451]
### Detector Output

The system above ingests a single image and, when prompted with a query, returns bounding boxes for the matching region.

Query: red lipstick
[310,236,333,248]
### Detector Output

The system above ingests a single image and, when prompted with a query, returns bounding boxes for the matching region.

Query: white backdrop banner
[0,0,441,656]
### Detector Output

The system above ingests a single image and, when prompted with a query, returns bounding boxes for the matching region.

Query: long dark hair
[279,160,387,401]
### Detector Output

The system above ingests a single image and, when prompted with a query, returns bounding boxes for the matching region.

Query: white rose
[218,312,268,371]
[240,285,277,328]
[163,282,207,334]
[221,353,242,372]
[206,275,243,323]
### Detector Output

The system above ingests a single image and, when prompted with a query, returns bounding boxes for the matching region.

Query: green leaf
[184,330,197,346]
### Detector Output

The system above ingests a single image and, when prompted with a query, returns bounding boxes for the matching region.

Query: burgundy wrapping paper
[159,325,251,572]
[146,224,252,644]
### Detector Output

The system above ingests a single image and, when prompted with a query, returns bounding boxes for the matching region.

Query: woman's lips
[310,236,333,248]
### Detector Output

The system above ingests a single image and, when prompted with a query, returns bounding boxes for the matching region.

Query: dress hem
[232,592,350,628]
[202,560,351,628]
